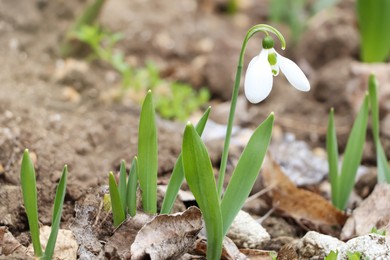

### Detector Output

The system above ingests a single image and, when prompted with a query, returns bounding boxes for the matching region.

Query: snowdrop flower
[244,36,310,103]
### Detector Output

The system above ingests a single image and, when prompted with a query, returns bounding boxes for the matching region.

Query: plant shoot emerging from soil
[20,149,68,260]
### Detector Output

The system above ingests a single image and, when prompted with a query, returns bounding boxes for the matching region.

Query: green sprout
[368,74,390,183]
[327,95,369,210]
[327,74,390,210]
[108,90,211,226]
[325,250,338,260]
[20,149,68,260]
[370,227,386,236]
[357,0,390,62]
[269,0,339,43]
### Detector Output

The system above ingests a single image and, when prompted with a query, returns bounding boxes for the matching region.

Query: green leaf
[357,0,390,62]
[327,108,340,207]
[182,123,223,260]
[109,172,126,227]
[220,113,274,236]
[368,75,390,183]
[338,94,369,210]
[44,166,68,260]
[160,107,211,214]
[325,250,338,260]
[20,149,43,257]
[138,90,158,214]
[118,160,127,213]
[127,157,138,217]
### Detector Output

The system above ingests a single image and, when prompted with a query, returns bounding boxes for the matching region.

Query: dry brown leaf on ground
[341,184,390,241]
[261,154,347,235]
[194,237,247,260]
[239,248,276,260]
[130,206,203,260]
[0,226,31,258]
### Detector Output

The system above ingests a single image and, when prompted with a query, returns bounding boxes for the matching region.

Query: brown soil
[1,0,384,258]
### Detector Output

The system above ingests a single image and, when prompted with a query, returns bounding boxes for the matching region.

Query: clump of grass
[20,149,68,259]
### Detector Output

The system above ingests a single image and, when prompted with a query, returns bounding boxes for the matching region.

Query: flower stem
[217,24,285,197]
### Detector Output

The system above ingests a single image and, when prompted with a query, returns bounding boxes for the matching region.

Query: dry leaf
[239,248,276,260]
[194,237,247,260]
[0,226,31,258]
[131,206,203,260]
[341,184,390,241]
[104,212,153,258]
[261,154,347,234]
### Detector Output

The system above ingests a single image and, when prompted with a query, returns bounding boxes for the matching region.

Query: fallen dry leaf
[131,206,203,260]
[341,184,390,241]
[261,154,347,235]
[239,248,276,260]
[194,237,247,260]
[0,226,31,258]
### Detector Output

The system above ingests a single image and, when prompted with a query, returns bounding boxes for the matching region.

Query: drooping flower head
[244,35,310,103]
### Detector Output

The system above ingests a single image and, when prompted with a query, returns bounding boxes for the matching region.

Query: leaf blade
[160,107,211,214]
[339,94,369,209]
[326,108,340,207]
[44,166,68,260]
[127,157,138,217]
[109,172,126,227]
[20,149,43,257]
[118,160,127,213]
[182,123,223,260]
[220,113,274,235]
[138,91,158,214]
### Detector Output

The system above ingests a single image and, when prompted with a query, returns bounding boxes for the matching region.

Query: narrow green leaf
[20,149,43,257]
[339,94,369,210]
[182,123,223,260]
[118,160,127,213]
[127,157,138,217]
[368,75,390,183]
[357,0,390,62]
[160,107,211,214]
[326,108,340,207]
[220,113,274,236]
[109,172,126,227]
[138,90,158,214]
[44,166,68,260]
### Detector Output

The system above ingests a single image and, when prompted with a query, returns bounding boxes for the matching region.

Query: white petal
[244,50,273,103]
[277,53,310,92]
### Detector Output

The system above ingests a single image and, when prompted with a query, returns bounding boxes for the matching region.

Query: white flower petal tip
[244,54,273,104]
[277,55,310,92]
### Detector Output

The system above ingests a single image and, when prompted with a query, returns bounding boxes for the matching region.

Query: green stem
[217,24,285,197]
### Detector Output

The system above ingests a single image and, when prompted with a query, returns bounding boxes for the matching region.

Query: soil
[1,0,388,258]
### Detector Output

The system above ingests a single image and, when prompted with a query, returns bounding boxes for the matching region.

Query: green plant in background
[325,250,338,260]
[269,0,339,43]
[60,0,107,57]
[368,74,390,183]
[357,0,390,62]
[182,24,310,259]
[20,150,68,260]
[72,24,209,121]
[327,95,369,210]
[370,227,386,236]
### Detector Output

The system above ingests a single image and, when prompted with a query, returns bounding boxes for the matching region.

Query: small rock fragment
[227,210,270,249]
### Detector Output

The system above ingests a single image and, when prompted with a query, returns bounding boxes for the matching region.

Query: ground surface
[1,0,386,258]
